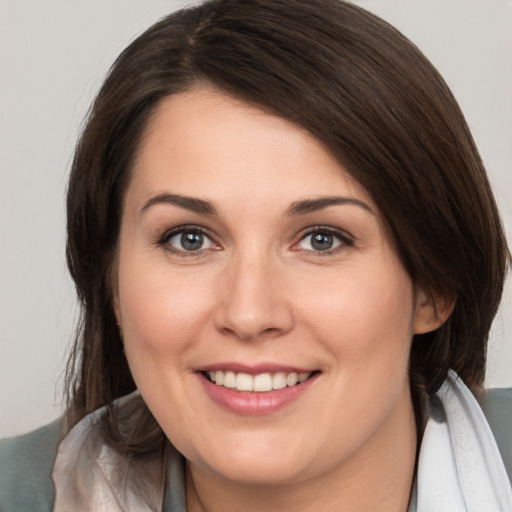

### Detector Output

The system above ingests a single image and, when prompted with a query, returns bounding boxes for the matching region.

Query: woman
[1,0,511,510]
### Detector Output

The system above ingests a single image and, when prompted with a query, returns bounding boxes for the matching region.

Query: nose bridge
[215,245,293,340]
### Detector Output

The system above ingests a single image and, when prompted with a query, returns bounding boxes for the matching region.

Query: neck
[186,386,417,512]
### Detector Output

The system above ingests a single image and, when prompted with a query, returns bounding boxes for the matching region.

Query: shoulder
[479,387,512,482]
[0,418,62,512]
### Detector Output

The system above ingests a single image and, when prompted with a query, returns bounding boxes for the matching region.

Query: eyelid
[157,224,220,254]
[155,224,354,256]
[293,226,355,252]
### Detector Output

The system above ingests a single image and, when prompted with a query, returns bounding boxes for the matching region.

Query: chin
[185,431,319,485]
[202,455,309,485]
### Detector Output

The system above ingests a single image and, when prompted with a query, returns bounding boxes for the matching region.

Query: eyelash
[156,225,355,257]
[157,225,218,257]
[295,227,355,255]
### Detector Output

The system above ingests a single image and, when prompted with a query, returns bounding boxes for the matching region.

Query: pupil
[311,232,333,250]
[181,232,203,250]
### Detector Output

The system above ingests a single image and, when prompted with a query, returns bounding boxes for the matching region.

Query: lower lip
[197,373,319,415]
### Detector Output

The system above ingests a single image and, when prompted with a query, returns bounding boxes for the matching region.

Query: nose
[214,251,294,341]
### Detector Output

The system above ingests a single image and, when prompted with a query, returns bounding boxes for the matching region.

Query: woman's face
[115,88,426,486]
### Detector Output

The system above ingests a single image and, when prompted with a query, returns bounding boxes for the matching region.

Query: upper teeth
[207,371,311,392]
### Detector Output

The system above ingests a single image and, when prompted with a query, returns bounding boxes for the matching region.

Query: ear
[414,287,456,334]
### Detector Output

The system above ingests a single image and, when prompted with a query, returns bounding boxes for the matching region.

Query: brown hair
[65,0,509,453]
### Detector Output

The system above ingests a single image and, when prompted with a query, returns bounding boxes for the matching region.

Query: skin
[114,88,448,512]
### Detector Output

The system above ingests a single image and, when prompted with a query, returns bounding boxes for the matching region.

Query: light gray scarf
[412,370,512,511]
[52,372,512,511]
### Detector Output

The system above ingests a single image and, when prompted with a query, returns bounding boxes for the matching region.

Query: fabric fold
[416,370,512,511]
[52,393,167,512]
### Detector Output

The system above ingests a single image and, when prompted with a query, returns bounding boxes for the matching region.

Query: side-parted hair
[65,0,509,454]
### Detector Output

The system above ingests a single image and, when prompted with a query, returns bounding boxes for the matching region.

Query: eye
[295,228,353,252]
[161,227,218,253]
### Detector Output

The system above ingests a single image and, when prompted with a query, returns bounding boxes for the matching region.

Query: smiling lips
[197,366,319,415]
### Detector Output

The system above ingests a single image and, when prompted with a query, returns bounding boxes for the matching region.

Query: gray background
[1,0,511,437]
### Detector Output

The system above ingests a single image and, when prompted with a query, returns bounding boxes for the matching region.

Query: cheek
[117,256,216,357]
[295,259,415,368]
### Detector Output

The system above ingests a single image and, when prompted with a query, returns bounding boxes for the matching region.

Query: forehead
[128,88,374,211]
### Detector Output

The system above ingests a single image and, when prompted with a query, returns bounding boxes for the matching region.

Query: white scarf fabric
[52,372,512,511]
[51,393,169,511]
[414,370,512,511]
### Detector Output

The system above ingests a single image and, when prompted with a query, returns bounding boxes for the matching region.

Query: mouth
[201,370,316,392]
[195,364,321,414]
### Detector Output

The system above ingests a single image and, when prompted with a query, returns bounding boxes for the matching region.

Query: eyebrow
[141,193,218,216]
[285,197,374,216]
[140,193,373,218]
